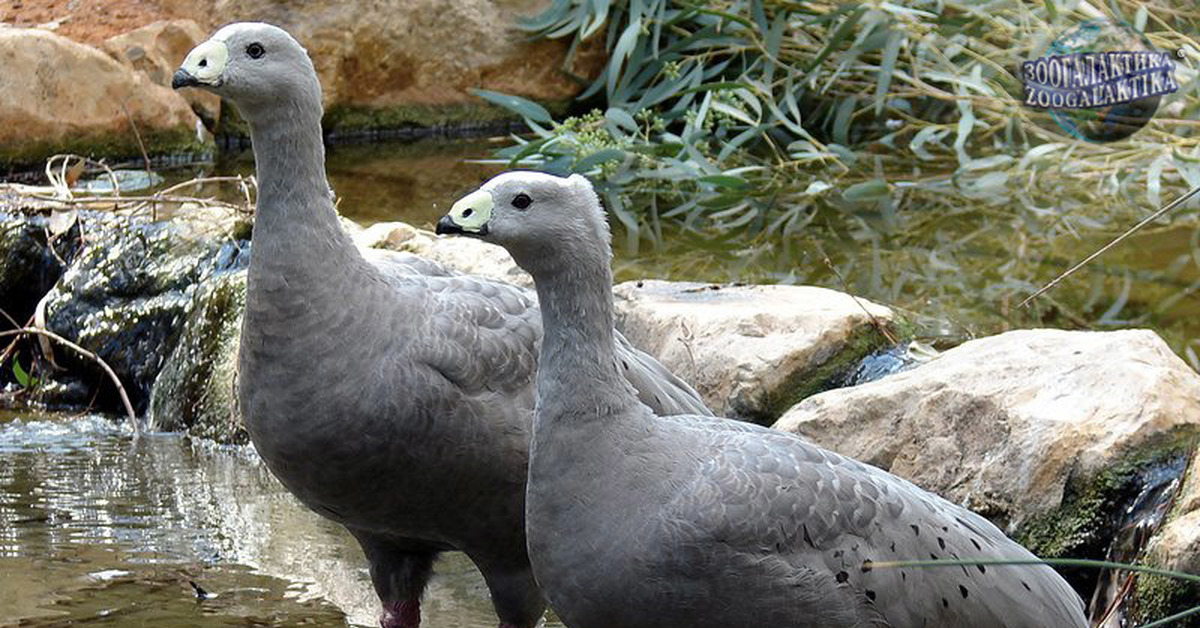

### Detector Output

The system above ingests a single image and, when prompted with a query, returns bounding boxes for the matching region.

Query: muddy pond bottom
[0,410,564,627]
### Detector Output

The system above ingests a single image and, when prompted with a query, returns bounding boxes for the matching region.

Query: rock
[0,28,209,168]
[354,221,531,288]
[39,210,246,412]
[101,19,221,127]
[774,328,1200,535]
[160,0,600,132]
[0,209,78,327]
[207,0,589,104]
[148,269,246,443]
[610,280,895,422]
[1133,448,1200,625]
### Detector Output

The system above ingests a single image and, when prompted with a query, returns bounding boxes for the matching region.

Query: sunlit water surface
[0,410,564,627]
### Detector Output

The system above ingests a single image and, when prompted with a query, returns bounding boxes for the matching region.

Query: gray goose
[437,171,1089,628]
[171,23,710,628]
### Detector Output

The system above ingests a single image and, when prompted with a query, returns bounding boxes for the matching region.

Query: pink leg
[380,599,421,628]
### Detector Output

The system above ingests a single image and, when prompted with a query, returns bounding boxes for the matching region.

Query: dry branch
[1020,184,1200,307]
[0,327,141,437]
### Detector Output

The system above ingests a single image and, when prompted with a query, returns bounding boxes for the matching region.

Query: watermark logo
[1022,20,1178,142]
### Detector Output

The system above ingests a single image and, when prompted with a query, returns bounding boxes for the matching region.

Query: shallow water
[0,409,564,627]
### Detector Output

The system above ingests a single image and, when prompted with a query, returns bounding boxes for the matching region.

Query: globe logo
[1022,20,1178,143]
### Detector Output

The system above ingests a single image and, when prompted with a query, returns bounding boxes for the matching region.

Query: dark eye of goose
[246,43,266,59]
[512,193,532,210]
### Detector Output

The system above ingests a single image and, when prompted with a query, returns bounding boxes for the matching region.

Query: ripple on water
[0,409,550,627]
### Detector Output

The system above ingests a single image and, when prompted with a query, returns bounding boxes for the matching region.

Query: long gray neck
[525,237,641,424]
[245,101,358,280]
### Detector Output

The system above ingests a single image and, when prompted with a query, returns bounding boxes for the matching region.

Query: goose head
[437,171,612,272]
[171,22,322,121]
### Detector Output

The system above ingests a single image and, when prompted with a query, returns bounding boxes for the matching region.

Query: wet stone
[0,210,79,327]
[39,211,244,412]
[148,270,247,443]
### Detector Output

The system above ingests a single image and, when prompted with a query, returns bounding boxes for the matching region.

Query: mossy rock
[0,126,211,171]
[39,211,245,412]
[1132,573,1200,627]
[1015,433,1197,593]
[747,318,908,424]
[149,270,247,444]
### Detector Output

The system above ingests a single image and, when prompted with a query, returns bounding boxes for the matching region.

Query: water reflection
[0,410,561,627]
[161,137,1200,356]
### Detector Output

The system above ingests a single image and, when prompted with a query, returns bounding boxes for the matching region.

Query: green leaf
[842,179,890,202]
[583,0,611,39]
[470,89,553,125]
[1042,0,1058,21]
[833,96,858,146]
[12,359,31,389]
[605,107,639,134]
[608,17,643,99]
[576,148,627,172]
[805,6,867,73]
[699,174,751,190]
[874,30,904,116]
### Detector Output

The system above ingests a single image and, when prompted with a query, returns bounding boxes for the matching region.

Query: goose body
[172,24,710,628]
[438,171,1089,628]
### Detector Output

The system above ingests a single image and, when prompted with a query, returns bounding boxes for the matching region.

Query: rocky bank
[0,0,599,167]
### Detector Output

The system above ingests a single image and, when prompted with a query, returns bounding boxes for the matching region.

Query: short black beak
[171,69,199,90]
[436,215,467,236]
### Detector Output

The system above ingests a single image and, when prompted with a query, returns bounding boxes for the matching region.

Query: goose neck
[244,103,357,273]
[530,247,639,422]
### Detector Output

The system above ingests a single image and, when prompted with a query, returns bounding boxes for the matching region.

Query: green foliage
[490,0,1199,225]
[480,0,1200,353]
[11,358,36,390]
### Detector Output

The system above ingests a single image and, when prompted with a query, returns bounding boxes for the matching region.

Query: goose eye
[512,193,532,210]
[246,43,266,59]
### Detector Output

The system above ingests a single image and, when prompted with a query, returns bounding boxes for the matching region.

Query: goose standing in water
[171,23,710,628]
[437,171,1088,628]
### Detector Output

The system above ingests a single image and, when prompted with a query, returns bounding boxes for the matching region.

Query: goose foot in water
[380,600,420,628]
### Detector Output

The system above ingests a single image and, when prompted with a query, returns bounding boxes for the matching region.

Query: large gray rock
[612,280,896,422]
[774,328,1200,533]
[354,221,531,288]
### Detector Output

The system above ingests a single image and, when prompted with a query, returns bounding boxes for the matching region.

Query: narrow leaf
[470,89,552,124]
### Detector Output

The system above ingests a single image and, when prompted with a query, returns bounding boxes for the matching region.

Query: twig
[13,193,242,208]
[155,175,252,198]
[1020,184,1200,308]
[822,257,898,345]
[44,154,120,199]
[120,100,156,220]
[0,327,140,437]
[0,310,34,370]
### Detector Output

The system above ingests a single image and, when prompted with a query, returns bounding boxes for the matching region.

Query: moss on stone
[745,316,908,425]
[148,270,247,444]
[0,126,212,171]
[1132,573,1200,627]
[1015,433,1197,590]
